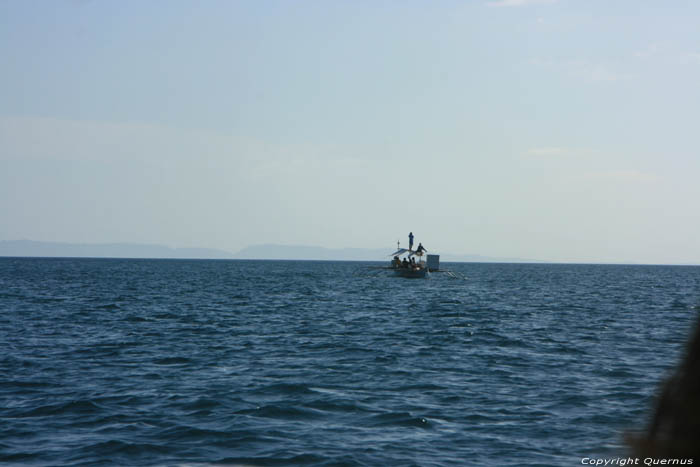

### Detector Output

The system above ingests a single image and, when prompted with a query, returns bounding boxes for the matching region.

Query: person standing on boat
[416,243,426,255]
[408,232,414,251]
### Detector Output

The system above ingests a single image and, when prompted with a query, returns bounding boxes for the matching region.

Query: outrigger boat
[387,241,440,279]
[370,234,464,279]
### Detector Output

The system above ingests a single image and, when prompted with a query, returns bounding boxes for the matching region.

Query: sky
[1,0,699,264]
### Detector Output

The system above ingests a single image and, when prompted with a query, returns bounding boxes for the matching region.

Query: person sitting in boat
[416,243,426,255]
[402,257,409,268]
[392,256,401,268]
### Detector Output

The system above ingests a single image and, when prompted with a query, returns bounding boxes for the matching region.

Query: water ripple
[1,258,699,465]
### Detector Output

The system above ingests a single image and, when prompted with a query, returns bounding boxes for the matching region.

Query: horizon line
[1,239,699,266]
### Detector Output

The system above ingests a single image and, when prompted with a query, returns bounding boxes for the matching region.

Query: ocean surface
[1,258,699,466]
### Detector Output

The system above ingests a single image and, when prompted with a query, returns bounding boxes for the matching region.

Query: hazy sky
[2,0,699,263]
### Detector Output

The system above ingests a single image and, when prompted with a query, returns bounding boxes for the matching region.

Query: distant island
[233,244,536,263]
[0,240,235,260]
[0,240,537,263]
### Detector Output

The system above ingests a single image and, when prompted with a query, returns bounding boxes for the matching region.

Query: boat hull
[393,267,428,278]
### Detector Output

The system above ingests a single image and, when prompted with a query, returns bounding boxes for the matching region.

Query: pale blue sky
[2,0,699,263]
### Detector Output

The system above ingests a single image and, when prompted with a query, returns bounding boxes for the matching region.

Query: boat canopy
[389,248,425,258]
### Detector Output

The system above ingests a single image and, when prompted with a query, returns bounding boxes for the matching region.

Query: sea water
[1,257,699,466]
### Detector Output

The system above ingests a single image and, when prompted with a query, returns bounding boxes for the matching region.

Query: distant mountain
[233,244,539,263]
[439,253,541,263]
[0,240,540,263]
[0,240,235,259]
[233,244,387,261]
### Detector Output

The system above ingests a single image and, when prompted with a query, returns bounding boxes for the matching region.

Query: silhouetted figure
[402,258,409,268]
[416,243,426,254]
[408,232,414,251]
[628,315,700,461]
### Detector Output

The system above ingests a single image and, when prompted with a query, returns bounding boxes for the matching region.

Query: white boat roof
[389,248,425,257]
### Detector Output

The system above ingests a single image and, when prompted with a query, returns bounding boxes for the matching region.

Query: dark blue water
[1,258,699,466]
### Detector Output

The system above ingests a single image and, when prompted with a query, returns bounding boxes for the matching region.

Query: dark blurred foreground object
[628,316,700,460]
